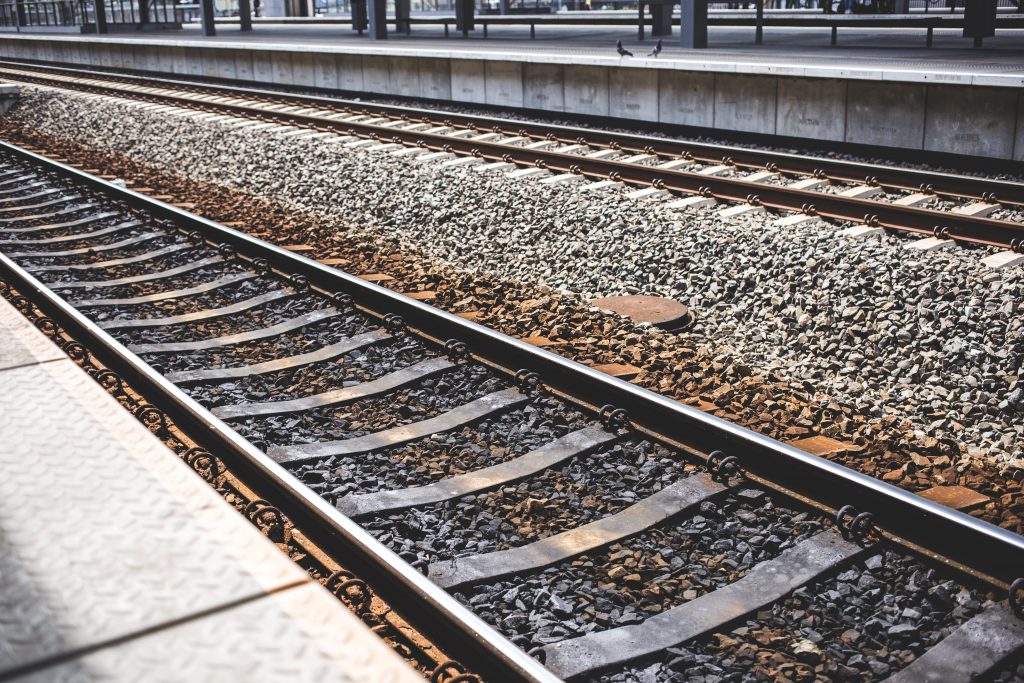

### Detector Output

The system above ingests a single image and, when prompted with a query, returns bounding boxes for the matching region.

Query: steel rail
[4,64,1024,251]
[1,139,1023,593]
[2,59,1024,206]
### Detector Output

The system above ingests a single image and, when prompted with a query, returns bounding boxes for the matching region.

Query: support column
[395,0,409,33]
[238,0,252,29]
[679,0,706,47]
[963,0,996,47]
[755,0,763,43]
[199,0,216,35]
[651,1,673,36]
[94,0,108,32]
[137,0,150,26]
[455,0,474,36]
[367,0,387,38]
[14,0,26,26]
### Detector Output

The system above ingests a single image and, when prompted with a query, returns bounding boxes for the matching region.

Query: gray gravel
[9,87,1023,466]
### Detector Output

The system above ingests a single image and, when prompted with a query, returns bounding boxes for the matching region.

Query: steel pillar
[367,0,387,38]
[455,0,475,36]
[94,0,108,33]
[679,0,707,47]
[199,0,216,35]
[239,0,253,30]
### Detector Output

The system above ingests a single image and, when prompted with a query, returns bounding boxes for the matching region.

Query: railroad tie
[0,220,140,245]
[0,208,112,232]
[337,424,617,518]
[0,202,95,224]
[541,529,868,679]
[267,388,529,465]
[25,243,191,273]
[427,472,729,590]
[6,231,164,259]
[51,256,222,290]
[72,271,255,307]
[99,288,293,330]
[0,193,82,214]
[881,604,1024,683]
[212,356,454,419]
[131,308,346,354]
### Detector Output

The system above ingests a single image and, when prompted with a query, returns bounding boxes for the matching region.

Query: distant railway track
[2,140,1024,682]
[2,60,1024,253]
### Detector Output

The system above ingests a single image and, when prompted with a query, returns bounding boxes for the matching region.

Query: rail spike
[706,449,741,482]
[1010,578,1024,618]
[836,504,875,544]
[598,404,628,430]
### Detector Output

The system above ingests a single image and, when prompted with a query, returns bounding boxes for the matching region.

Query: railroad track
[2,60,1024,253]
[2,141,1024,682]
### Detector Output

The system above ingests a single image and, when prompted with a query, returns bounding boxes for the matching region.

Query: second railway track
[2,140,1024,682]
[1,60,1024,253]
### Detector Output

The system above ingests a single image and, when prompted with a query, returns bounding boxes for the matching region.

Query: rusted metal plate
[883,604,1024,683]
[428,473,727,590]
[268,388,528,465]
[0,211,117,233]
[917,485,990,511]
[7,232,163,259]
[100,289,291,330]
[543,530,866,679]
[212,356,453,419]
[0,203,95,224]
[592,363,642,380]
[337,424,616,518]
[73,272,255,307]
[0,221,139,246]
[54,256,222,290]
[30,244,194,273]
[786,435,856,457]
[131,308,343,354]
[590,295,690,329]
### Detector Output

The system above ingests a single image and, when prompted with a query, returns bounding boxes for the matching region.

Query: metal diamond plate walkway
[0,296,422,682]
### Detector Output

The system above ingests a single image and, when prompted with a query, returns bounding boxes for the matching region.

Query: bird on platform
[616,40,633,58]
[648,39,662,57]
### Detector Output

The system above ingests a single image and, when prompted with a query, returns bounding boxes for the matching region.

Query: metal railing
[0,0,183,28]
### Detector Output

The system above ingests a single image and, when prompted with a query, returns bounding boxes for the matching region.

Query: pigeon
[648,39,662,57]
[616,40,633,57]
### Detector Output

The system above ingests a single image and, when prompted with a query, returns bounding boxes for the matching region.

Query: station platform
[0,21,1021,159]
[0,296,421,681]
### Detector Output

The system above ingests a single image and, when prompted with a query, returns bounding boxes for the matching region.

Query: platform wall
[1,36,1021,160]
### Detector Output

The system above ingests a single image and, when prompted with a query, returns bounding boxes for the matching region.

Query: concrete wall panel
[924,84,1017,159]
[714,73,776,135]
[96,44,114,69]
[292,51,315,87]
[168,46,186,75]
[450,59,486,104]
[523,62,563,112]
[270,51,293,85]
[658,71,714,128]
[252,51,273,84]
[846,81,923,150]
[563,65,608,117]
[338,54,364,91]
[485,61,523,108]
[776,77,846,142]
[234,49,254,81]
[361,55,390,94]
[609,66,657,122]
[313,53,338,90]
[418,58,451,101]
[388,56,420,97]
